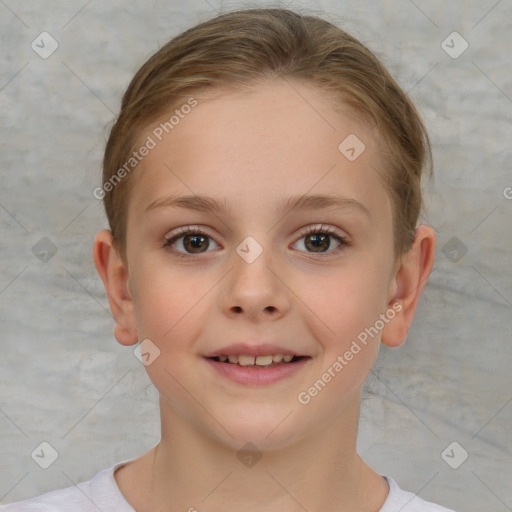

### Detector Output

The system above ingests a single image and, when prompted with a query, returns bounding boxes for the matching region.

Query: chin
[205,407,306,453]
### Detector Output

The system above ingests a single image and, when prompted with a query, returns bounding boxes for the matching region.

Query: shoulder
[1,484,90,511]
[380,477,456,512]
[0,461,134,512]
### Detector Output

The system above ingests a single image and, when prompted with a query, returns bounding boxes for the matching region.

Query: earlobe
[381,225,436,348]
[92,230,138,346]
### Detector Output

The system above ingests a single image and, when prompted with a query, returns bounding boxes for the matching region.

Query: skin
[93,78,435,511]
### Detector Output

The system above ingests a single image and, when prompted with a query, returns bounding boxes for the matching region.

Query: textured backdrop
[0,1,511,511]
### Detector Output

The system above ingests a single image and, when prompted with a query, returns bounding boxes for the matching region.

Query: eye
[163,226,220,256]
[292,225,348,254]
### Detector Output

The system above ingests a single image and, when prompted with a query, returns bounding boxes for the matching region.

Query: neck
[132,394,388,512]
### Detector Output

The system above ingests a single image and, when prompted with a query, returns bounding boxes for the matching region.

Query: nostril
[230,305,277,314]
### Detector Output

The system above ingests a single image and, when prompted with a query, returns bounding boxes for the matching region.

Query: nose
[220,245,291,322]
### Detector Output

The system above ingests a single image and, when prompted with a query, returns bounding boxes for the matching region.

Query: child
[2,8,455,511]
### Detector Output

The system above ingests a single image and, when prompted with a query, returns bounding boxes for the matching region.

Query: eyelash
[163,226,210,259]
[162,224,349,259]
[294,225,349,256]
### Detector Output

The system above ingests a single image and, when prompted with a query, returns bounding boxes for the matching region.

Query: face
[122,79,399,450]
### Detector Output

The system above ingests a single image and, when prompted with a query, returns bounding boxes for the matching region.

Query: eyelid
[294,223,349,242]
[163,225,221,256]
[290,223,350,255]
[164,225,212,241]
[297,223,347,235]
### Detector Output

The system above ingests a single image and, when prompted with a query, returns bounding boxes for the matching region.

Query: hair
[102,7,432,257]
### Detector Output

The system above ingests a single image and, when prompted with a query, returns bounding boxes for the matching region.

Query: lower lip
[204,357,311,386]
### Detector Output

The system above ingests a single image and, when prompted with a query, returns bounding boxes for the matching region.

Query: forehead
[128,78,391,220]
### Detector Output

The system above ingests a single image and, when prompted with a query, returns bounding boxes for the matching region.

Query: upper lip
[204,342,306,358]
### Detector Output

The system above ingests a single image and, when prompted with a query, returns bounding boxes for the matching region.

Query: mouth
[208,354,307,368]
[204,344,311,385]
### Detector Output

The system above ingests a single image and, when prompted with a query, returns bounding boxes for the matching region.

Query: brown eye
[182,234,210,253]
[292,226,347,254]
[304,233,331,252]
[164,228,220,256]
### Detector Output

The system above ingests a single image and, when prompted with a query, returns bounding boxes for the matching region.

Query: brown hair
[102,8,431,257]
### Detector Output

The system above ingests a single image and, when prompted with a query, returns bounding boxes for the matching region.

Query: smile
[205,355,311,386]
[211,354,303,367]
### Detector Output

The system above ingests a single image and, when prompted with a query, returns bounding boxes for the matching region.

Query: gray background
[0,1,511,510]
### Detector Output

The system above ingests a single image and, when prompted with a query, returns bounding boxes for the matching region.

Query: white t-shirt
[1,460,455,511]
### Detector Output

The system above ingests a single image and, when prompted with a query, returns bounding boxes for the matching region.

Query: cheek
[294,265,389,416]
[130,259,215,345]
[297,258,392,342]
[130,265,209,396]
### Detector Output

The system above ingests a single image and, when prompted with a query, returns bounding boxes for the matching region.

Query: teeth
[238,355,255,366]
[255,355,273,365]
[215,354,297,366]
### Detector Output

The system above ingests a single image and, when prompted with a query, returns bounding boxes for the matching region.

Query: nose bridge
[221,236,289,320]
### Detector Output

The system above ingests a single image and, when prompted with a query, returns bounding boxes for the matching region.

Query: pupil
[184,234,208,253]
[306,233,330,252]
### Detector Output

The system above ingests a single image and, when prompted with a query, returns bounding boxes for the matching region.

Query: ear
[92,229,138,346]
[381,225,436,348]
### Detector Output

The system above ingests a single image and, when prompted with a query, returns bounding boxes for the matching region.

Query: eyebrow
[145,193,370,218]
